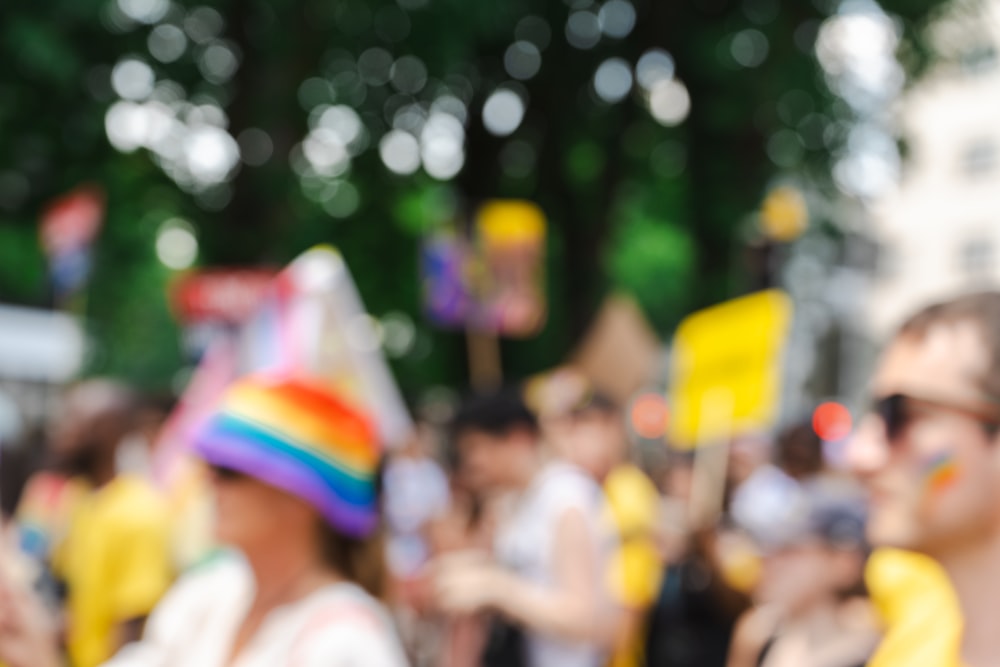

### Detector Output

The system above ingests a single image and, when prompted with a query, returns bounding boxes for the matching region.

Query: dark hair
[775,422,824,481]
[319,523,389,600]
[896,291,1000,400]
[449,387,539,441]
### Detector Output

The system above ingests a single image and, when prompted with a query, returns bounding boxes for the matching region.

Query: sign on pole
[669,289,792,527]
[669,289,793,448]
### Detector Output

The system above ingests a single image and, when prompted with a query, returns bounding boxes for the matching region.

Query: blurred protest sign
[154,246,412,488]
[420,199,547,337]
[419,199,547,388]
[38,185,105,299]
[669,289,792,448]
[0,305,85,383]
[171,269,276,324]
[471,200,547,337]
[669,290,792,527]
[169,269,276,359]
[421,232,471,329]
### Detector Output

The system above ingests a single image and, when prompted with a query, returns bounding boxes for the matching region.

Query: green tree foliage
[0,0,948,393]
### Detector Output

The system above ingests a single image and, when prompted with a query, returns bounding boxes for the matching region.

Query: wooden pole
[688,388,735,529]
[466,329,502,390]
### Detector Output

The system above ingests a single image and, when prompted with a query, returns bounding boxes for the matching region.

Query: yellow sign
[477,200,546,247]
[669,289,792,448]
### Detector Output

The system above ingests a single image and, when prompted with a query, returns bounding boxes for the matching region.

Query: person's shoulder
[541,461,601,494]
[293,585,408,666]
[729,606,780,667]
[308,584,392,629]
[166,551,248,602]
[605,464,658,501]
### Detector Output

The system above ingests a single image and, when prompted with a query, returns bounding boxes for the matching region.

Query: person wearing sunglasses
[0,374,409,667]
[846,291,1000,667]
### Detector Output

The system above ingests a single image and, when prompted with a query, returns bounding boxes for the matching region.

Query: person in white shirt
[0,373,409,667]
[433,388,616,667]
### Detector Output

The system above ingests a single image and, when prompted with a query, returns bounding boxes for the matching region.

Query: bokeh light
[566,11,601,50]
[359,48,393,86]
[184,125,241,184]
[381,311,417,357]
[379,130,421,175]
[767,129,804,168]
[813,401,852,442]
[599,0,637,39]
[184,6,224,44]
[392,102,427,134]
[648,79,691,126]
[237,128,273,166]
[431,95,468,124]
[636,49,675,90]
[730,29,770,68]
[156,220,198,270]
[298,77,335,110]
[482,89,525,137]
[199,42,240,84]
[111,58,155,101]
[391,55,428,94]
[516,15,552,50]
[302,128,350,177]
[117,0,169,24]
[421,112,465,179]
[105,101,150,152]
[316,105,366,153]
[321,181,361,218]
[631,393,670,439]
[504,41,542,81]
[594,58,633,103]
[148,24,187,63]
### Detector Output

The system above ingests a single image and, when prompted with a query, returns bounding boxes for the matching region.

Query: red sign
[170,269,276,324]
[39,186,105,257]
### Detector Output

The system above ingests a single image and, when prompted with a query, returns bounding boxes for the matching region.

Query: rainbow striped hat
[194,374,381,538]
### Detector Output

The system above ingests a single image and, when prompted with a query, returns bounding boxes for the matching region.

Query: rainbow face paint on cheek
[922,451,961,496]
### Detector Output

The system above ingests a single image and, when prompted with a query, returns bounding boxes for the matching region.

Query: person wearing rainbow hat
[0,374,409,667]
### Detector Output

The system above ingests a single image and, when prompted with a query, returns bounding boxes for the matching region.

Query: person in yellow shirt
[845,292,1000,667]
[864,548,962,667]
[39,380,173,667]
[601,464,663,667]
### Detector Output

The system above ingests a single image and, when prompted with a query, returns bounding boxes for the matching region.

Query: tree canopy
[0,0,950,394]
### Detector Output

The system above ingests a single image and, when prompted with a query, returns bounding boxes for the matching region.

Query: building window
[961,141,997,177]
[959,237,993,276]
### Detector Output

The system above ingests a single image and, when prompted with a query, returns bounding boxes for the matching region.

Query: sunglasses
[208,464,247,482]
[871,392,1000,441]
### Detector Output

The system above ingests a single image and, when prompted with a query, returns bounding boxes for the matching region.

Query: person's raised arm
[435,507,615,646]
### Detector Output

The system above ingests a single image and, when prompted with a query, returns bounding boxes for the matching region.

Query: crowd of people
[1,289,1000,666]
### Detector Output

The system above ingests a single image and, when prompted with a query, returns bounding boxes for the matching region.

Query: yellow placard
[477,200,546,247]
[669,289,792,448]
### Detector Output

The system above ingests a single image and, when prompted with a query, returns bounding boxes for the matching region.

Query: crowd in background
[7,291,1000,667]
